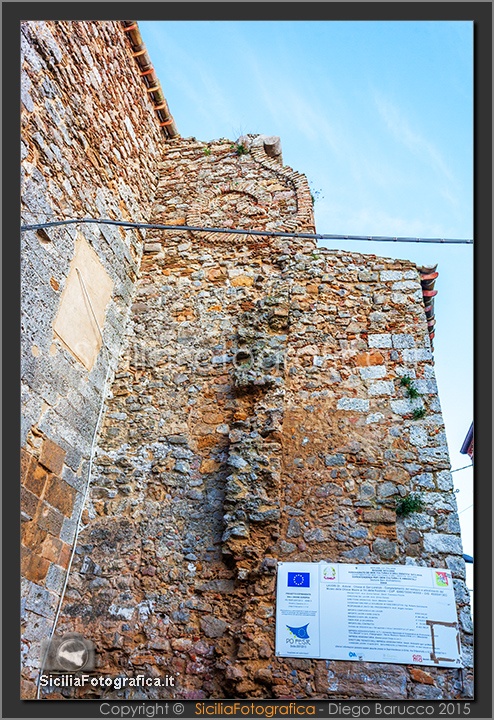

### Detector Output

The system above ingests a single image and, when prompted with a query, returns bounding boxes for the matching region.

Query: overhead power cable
[451,464,473,474]
[20,217,473,245]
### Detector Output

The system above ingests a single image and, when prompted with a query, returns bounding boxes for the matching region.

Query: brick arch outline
[248,138,314,232]
[186,139,315,243]
[186,180,274,244]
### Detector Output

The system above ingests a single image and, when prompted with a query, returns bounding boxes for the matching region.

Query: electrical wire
[36,269,113,699]
[20,216,473,245]
[451,464,473,473]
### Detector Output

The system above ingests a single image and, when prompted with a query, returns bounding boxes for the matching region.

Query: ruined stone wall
[20,20,164,697]
[51,137,472,701]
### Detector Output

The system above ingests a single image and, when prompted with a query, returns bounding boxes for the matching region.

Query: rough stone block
[414,379,438,395]
[230,275,254,287]
[25,462,50,499]
[326,661,407,698]
[412,472,434,488]
[392,281,421,291]
[349,526,368,539]
[25,583,57,618]
[436,470,454,491]
[437,513,461,534]
[44,476,77,517]
[445,555,466,579]
[40,534,63,563]
[368,380,394,396]
[403,513,434,531]
[278,540,297,554]
[337,398,369,412]
[429,397,442,412]
[324,454,345,466]
[199,458,220,474]
[380,270,403,281]
[21,486,40,521]
[21,520,48,553]
[39,437,66,475]
[59,542,72,569]
[44,562,66,594]
[197,579,235,594]
[61,465,85,493]
[22,610,53,648]
[366,412,384,424]
[368,334,392,348]
[453,579,471,605]
[316,482,344,497]
[395,366,416,378]
[304,528,326,542]
[404,530,421,544]
[401,348,433,363]
[60,516,77,544]
[359,365,386,379]
[390,399,423,415]
[359,483,376,500]
[409,426,429,447]
[391,334,415,348]
[410,684,443,700]
[286,518,302,538]
[377,481,398,499]
[20,678,37,700]
[373,537,397,559]
[357,270,378,282]
[423,533,463,555]
[22,551,50,584]
[36,502,64,536]
[355,351,385,367]
[459,606,473,633]
[362,509,396,524]
[199,615,227,638]
[391,292,407,304]
[418,446,450,464]
[341,545,370,560]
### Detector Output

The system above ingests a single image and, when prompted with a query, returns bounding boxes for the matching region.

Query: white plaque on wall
[276,562,463,668]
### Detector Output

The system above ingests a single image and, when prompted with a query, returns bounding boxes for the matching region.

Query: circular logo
[173,703,185,715]
[55,637,90,671]
[323,566,337,581]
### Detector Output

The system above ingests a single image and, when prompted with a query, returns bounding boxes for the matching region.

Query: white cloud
[374,92,456,183]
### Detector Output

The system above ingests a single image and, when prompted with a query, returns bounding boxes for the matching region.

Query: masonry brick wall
[20,20,164,697]
[46,137,472,701]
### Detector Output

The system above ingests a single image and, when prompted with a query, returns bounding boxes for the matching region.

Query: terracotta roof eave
[121,20,179,139]
[417,264,438,350]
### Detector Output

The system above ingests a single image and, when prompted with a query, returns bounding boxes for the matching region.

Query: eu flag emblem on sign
[287,572,310,588]
[287,623,310,639]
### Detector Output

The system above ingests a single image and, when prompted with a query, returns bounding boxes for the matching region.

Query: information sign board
[276,562,462,668]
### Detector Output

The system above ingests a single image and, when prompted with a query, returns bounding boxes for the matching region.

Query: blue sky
[139,21,474,579]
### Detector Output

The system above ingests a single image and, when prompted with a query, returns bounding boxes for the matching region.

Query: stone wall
[20,20,164,697]
[49,137,472,701]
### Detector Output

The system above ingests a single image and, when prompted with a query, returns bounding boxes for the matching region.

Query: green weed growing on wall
[396,492,425,517]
